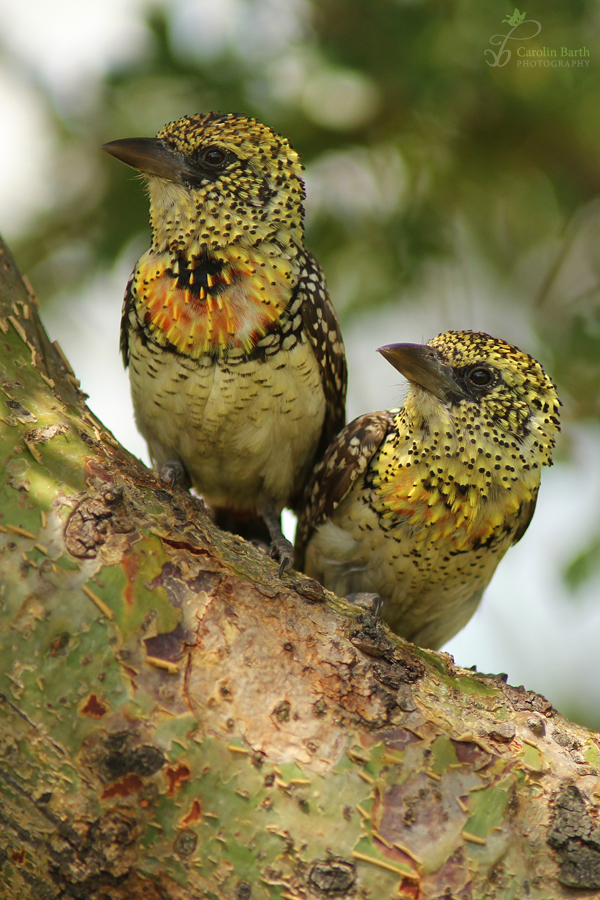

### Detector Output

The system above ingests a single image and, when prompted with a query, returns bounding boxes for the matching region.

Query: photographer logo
[486,12,590,68]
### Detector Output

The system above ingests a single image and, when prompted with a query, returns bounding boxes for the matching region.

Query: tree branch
[1,235,599,899]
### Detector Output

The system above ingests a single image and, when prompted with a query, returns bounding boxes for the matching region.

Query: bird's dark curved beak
[377,342,463,402]
[102,137,192,183]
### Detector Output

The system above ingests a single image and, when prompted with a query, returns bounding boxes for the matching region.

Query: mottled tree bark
[1,235,600,900]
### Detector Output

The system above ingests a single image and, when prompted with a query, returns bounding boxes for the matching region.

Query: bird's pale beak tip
[377,344,402,365]
[101,141,120,158]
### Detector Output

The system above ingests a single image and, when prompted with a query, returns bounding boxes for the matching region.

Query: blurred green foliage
[4,0,600,581]
[564,534,600,592]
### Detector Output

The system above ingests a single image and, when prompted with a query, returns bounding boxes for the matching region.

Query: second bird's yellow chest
[304,408,540,649]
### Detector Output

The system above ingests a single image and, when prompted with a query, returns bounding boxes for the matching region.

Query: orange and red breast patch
[133,247,297,357]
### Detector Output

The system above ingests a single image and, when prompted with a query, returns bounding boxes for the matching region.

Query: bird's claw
[270,537,294,578]
[159,459,187,491]
[345,592,383,616]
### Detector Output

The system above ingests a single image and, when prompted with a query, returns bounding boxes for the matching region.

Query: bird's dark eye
[469,367,493,386]
[201,146,227,167]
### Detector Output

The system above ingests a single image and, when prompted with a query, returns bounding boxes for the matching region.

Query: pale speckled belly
[128,333,326,514]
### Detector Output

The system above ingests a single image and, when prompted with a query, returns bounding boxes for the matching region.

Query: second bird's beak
[377,343,462,402]
[102,137,191,183]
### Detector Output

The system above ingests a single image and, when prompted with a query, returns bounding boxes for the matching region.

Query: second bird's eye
[202,147,227,167]
[469,367,493,386]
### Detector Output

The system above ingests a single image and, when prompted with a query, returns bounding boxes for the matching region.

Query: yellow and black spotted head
[379,330,561,466]
[103,112,305,252]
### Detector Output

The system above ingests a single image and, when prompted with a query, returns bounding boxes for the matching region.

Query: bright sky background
[1,0,599,727]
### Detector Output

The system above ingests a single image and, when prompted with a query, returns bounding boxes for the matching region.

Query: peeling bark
[1,235,600,900]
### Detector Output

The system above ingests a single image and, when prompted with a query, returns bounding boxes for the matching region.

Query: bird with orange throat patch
[103,113,347,571]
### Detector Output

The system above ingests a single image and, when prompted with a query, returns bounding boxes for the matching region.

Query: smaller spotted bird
[294,331,560,650]
[102,113,346,569]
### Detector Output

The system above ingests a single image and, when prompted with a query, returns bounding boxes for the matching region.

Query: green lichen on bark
[1,235,600,899]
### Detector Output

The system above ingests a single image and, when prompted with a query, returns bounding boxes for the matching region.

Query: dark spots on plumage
[167,252,227,297]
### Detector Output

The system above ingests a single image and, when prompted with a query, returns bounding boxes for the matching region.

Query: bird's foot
[345,592,383,616]
[159,459,189,491]
[269,536,294,578]
[262,507,294,577]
